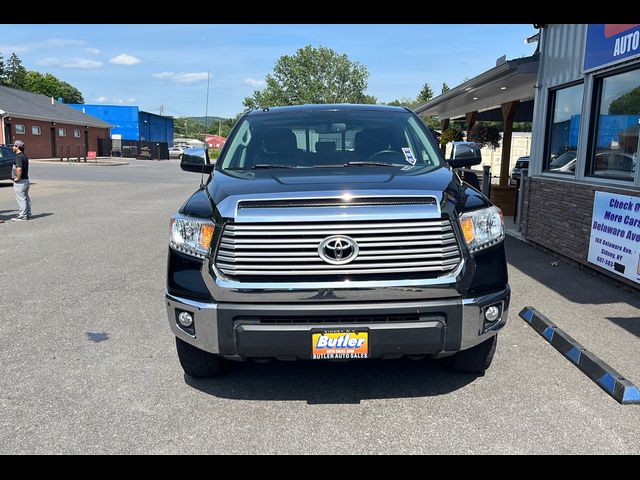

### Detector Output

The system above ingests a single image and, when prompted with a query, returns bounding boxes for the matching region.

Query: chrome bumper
[166,286,509,357]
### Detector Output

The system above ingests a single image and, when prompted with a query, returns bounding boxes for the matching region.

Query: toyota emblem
[318,235,359,265]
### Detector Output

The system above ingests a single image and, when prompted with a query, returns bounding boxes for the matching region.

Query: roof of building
[0,86,112,128]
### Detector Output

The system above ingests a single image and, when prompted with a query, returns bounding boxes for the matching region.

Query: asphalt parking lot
[1,159,639,454]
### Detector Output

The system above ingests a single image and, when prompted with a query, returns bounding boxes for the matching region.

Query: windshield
[550,151,577,169]
[218,109,442,172]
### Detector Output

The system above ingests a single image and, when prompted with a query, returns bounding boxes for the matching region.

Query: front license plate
[312,330,368,359]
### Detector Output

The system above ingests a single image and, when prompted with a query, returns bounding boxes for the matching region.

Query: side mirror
[181,147,214,174]
[447,142,482,168]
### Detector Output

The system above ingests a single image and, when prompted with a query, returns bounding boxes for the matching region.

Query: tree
[24,71,84,103]
[609,87,640,115]
[5,53,27,89]
[243,45,376,109]
[0,53,5,85]
[387,98,417,108]
[441,82,450,94]
[416,82,434,105]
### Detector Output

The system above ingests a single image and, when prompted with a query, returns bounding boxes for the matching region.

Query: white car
[169,146,189,159]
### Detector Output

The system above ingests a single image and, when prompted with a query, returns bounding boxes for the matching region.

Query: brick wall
[5,117,109,159]
[522,176,640,289]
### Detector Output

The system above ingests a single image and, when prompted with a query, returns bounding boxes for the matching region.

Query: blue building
[68,104,173,145]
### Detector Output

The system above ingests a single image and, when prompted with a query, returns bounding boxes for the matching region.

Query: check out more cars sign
[584,24,640,72]
[588,191,640,285]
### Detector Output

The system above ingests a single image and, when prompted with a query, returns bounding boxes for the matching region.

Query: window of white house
[543,82,584,175]
[32,126,41,135]
[15,124,26,134]
[587,67,640,183]
[59,128,66,137]
[74,130,81,138]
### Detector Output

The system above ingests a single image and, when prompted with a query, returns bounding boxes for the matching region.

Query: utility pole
[159,104,164,116]
[204,70,210,134]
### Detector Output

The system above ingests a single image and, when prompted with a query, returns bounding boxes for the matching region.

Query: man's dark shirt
[14,152,29,180]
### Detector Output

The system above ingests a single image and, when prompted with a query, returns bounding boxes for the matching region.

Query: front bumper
[166,286,510,360]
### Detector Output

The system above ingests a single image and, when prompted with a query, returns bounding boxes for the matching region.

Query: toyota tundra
[166,104,509,377]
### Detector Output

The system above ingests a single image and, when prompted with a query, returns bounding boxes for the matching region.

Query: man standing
[11,140,31,221]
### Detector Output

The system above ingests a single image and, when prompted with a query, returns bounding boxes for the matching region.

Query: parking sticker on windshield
[402,147,416,165]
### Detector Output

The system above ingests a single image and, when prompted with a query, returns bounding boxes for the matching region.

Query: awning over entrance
[415,53,539,191]
[415,53,539,121]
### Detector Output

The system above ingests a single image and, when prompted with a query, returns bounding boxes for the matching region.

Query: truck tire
[442,335,497,375]
[175,337,229,378]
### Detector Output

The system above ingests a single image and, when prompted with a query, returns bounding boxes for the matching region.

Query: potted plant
[467,123,501,149]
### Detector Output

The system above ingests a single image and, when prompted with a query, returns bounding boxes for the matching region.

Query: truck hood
[209,166,465,222]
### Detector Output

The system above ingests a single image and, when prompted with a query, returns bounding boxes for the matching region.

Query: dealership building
[418,24,640,289]
[523,24,640,290]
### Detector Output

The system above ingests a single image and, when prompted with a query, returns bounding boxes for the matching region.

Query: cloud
[62,58,103,69]
[0,38,85,54]
[152,71,209,83]
[244,78,266,87]
[109,53,141,65]
[37,57,60,66]
[174,72,209,83]
[85,48,100,54]
[152,72,175,79]
[36,57,103,69]
[93,96,136,104]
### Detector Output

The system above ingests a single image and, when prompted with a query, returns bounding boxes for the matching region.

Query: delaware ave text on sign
[588,191,640,285]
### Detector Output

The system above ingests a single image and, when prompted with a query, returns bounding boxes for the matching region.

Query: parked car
[0,145,16,181]
[169,146,188,160]
[510,156,529,184]
[167,104,509,378]
[592,151,636,180]
[549,151,577,174]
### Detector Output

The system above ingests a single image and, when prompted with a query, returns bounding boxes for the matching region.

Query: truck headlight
[459,206,504,253]
[169,214,215,259]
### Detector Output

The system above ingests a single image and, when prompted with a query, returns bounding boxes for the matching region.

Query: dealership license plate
[312,330,368,359]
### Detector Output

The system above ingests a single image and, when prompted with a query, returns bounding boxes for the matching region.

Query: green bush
[440,125,464,146]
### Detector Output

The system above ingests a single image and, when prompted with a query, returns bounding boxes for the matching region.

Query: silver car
[169,146,187,160]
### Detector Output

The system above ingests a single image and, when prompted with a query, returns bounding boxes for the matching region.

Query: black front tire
[175,337,229,378]
[442,335,497,375]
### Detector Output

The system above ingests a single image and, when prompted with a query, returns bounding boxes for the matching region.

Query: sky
[0,24,539,119]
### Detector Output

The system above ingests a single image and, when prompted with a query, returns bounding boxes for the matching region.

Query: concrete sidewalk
[30,156,130,166]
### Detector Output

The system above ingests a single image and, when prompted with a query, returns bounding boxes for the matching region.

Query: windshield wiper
[236,164,300,170]
[344,161,404,167]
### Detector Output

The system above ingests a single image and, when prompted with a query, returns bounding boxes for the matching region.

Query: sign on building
[584,24,640,72]
[588,191,640,285]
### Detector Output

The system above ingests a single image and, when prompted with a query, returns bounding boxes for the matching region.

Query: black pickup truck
[166,104,509,377]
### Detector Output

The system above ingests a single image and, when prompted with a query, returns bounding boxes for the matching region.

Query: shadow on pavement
[0,212,53,221]
[506,236,640,305]
[185,357,477,404]
[607,317,640,338]
[506,236,640,338]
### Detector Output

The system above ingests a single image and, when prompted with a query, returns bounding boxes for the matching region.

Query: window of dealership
[523,24,640,289]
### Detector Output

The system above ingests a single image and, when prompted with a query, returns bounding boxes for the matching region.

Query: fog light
[485,305,501,323]
[177,311,194,328]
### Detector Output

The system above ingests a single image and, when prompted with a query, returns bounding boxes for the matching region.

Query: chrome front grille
[215,219,462,280]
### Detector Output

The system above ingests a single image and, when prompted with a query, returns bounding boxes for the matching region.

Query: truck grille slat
[215,219,462,281]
